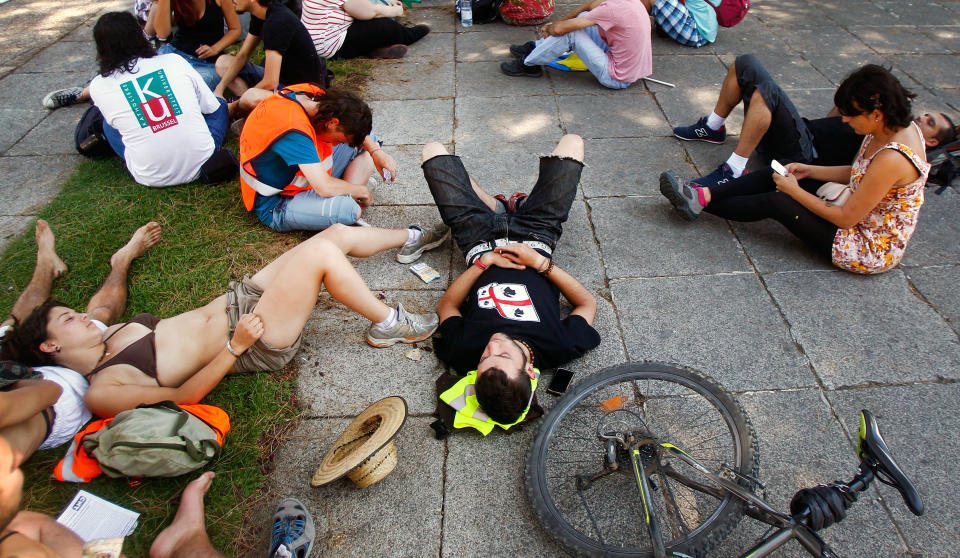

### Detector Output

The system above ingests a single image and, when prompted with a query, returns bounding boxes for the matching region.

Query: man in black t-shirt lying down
[421,135,602,430]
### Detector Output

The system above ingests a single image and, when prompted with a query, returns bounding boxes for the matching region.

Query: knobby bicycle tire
[526,362,759,557]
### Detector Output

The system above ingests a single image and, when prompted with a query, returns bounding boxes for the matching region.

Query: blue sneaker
[673,116,726,144]
[691,162,743,189]
[270,498,315,558]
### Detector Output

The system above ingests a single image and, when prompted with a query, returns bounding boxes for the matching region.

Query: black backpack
[74,105,113,158]
[458,0,502,24]
[927,139,960,194]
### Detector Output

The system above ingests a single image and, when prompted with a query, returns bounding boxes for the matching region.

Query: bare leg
[315,223,408,258]
[733,89,773,158]
[149,472,225,558]
[85,222,161,325]
[551,133,585,161]
[0,414,47,466]
[4,511,84,558]
[341,151,375,185]
[713,61,744,119]
[236,87,272,116]
[4,220,67,327]
[215,55,250,98]
[421,142,499,211]
[250,236,392,346]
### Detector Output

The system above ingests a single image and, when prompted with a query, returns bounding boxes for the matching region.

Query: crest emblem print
[476,282,540,322]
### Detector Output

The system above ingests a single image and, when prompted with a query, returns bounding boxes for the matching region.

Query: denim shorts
[421,154,584,259]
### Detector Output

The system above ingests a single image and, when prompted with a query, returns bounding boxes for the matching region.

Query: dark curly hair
[0,300,64,366]
[475,367,532,425]
[94,12,156,77]
[834,64,916,129]
[310,87,373,149]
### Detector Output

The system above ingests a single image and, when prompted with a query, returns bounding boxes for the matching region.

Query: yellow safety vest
[439,369,539,436]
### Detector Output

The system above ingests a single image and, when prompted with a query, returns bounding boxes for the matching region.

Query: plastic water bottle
[459,0,472,27]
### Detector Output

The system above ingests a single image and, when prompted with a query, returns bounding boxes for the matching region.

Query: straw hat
[311,396,407,488]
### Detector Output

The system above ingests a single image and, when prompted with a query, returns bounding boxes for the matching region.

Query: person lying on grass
[0,220,160,462]
[0,224,442,418]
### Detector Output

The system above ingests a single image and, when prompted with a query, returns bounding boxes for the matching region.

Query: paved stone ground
[2,0,960,556]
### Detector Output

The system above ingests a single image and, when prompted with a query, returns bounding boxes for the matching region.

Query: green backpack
[82,401,229,479]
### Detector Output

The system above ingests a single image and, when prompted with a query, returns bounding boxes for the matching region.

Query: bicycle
[525,362,924,557]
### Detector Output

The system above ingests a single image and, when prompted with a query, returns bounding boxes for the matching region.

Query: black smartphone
[547,368,574,396]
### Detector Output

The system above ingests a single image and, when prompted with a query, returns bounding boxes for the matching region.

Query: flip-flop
[269,498,315,558]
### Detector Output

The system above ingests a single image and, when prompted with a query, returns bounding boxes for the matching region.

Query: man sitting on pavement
[501,0,651,90]
[666,53,957,190]
[213,0,325,117]
[421,135,601,431]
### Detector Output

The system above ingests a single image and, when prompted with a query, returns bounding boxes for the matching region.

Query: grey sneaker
[659,171,704,221]
[395,223,450,263]
[42,87,83,109]
[367,303,439,347]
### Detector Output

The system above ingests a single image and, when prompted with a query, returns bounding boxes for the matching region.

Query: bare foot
[149,471,215,558]
[110,221,161,270]
[35,220,67,278]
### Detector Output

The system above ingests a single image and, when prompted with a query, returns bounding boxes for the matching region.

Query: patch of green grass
[0,158,303,556]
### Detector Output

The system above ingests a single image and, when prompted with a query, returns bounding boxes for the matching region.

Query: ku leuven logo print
[477,282,540,322]
[120,69,182,133]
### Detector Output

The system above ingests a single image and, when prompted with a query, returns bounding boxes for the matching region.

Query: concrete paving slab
[365,61,454,101]
[392,30,453,64]
[717,53,835,90]
[0,108,44,153]
[0,1,88,32]
[905,265,960,335]
[672,139,734,179]
[6,104,85,156]
[0,67,12,80]
[453,136,558,194]
[580,137,697,198]
[611,274,814,392]
[925,25,960,52]
[591,195,752,277]
[775,25,873,56]
[19,40,96,74]
[369,98,453,145]
[721,389,905,557]
[455,24,530,62]
[873,0,960,25]
[262,416,444,557]
[296,290,445,417]
[803,52,889,86]
[829,383,960,555]
[558,93,670,139]
[348,205,454,292]
[0,155,75,214]
[731,219,835,274]
[456,59,556,98]
[455,95,562,144]
[887,54,960,90]
[401,6,457,33]
[60,19,96,42]
[369,143,447,205]
[0,28,65,53]
[847,25,952,54]
[547,66,645,96]
[820,0,901,26]
[649,33,719,56]
[654,84,745,136]
[551,199,605,289]
[784,89,841,121]
[932,87,960,113]
[750,0,833,25]
[0,71,91,111]
[900,187,960,266]
[650,54,731,90]
[0,46,39,69]
[443,424,567,556]
[764,269,960,388]
[0,216,32,253]
[707,17,792,55]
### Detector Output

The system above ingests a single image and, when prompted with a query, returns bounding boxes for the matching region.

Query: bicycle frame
[628,443,830,558]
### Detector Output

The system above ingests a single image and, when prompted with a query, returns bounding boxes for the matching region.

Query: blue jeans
[421,154,584,258]
[158,44,221,91]
[524,23,632,89]
[265,141,375,232]
[103,97,229,161]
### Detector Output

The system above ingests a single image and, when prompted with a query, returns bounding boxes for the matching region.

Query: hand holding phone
[547,368,574,396]
[771,159,788,177]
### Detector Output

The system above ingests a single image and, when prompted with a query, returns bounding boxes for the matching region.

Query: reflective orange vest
[239,83,334,211]
[53,404,230,483]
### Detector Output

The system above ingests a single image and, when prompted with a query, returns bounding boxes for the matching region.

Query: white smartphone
[771,159,788,176]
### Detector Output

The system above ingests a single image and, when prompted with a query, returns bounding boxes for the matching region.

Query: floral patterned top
[832,122,929,274]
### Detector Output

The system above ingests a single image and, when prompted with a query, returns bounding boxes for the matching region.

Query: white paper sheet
[56,490,139,542]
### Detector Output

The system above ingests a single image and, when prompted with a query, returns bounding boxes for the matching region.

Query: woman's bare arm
[0,380,62,429]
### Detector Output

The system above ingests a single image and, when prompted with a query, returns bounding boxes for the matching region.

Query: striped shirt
[301,0,353,58]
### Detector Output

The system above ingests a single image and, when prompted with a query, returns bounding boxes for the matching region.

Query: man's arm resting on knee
[213,33,261,97]
[0,381,61,430]
[253,50,283,92]
[544,16,597,37]
[299,163,371,205]
[559,0,605,21]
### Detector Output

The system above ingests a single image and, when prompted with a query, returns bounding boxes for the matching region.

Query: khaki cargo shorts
[226,275,303,373]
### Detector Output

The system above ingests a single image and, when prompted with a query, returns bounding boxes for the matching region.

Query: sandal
[269,498,315,558]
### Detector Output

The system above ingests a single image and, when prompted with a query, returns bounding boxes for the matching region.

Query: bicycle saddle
[857,410,924,516]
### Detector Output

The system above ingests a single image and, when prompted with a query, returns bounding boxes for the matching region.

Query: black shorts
[421,154,584,259]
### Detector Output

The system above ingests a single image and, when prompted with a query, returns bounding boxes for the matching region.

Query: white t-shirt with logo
[89,54,221,187]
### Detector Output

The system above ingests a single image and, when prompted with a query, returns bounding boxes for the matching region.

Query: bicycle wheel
[526,362,759,557]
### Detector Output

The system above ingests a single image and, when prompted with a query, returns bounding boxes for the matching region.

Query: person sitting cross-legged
[421,135,601,429]
[501,0,651,90]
